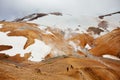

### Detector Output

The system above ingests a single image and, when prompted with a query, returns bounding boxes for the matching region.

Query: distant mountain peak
[98,11,120,19]
[13,12,63,22]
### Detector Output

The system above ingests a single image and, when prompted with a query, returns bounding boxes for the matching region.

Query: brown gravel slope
[0,56,120,80]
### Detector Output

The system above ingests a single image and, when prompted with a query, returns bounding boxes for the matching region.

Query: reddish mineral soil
[90,28,120,57]
[0,45,12,51]
[0,56,120,80]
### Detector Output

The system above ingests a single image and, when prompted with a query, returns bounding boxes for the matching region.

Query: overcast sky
[0,0,120,20]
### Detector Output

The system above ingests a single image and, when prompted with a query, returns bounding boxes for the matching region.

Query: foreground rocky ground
[0,56,120,80]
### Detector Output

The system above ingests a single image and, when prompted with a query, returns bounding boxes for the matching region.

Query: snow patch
[0,24,3,28]
[27,39,51,61]
[103,55,120,60]
[29,15,99,31]
[85,44,91,50]
[0,32,51,61]
[0,32,28,57]
[44,30,53,35]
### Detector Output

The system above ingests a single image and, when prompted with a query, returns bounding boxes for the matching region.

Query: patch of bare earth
[0,45,12,51]
[0,56,120,80]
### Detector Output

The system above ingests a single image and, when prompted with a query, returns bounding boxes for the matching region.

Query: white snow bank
[0,32,51,61]
[0,32,28,57]
[27,39,51,61]
[0,24,3,28]
[103,55,120,60]
[30,14,120,37]
[29,15,99,31]
[44,30,53,35]
[85,44,91,50]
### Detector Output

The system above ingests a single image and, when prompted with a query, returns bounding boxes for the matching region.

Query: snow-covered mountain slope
[0,13,120,62]
[27,12,120,41]
[29,13,120,31]
[13,12,120,31]
[13,12,62,22]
